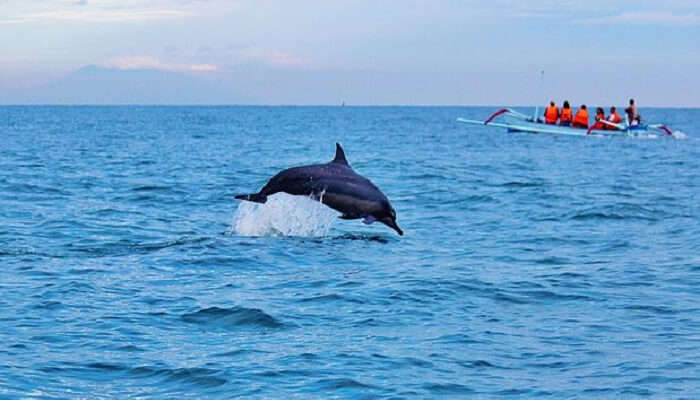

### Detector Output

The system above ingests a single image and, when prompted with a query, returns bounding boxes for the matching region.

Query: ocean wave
[457,359,502,369]
[498,180,545,188]
[421,382,475,394]
[180,306,283,329]
[212,349,271,358]
[331,233,390,243]
[315,378,377,390]
[130,366,228,388]
[565,204,665,222]
[623,304,677,315]
[430,334,480,345]
[76,362,228,388]
[296,293,346,303]
[63,236,209,258]
[130,185,173,192]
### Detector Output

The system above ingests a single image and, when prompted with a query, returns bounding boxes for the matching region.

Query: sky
[1,0,699,106]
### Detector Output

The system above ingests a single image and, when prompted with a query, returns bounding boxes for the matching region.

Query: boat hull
[458,115,658,137]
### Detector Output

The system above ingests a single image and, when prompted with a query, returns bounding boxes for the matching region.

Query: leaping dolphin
[235,143,403,235]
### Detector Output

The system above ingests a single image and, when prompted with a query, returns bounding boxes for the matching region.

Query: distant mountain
[7,65,253,105]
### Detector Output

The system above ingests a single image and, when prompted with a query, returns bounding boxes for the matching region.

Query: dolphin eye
[391,210,396,219]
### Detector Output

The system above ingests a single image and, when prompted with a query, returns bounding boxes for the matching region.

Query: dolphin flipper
[235,193,268,203]
[362,215,376,225]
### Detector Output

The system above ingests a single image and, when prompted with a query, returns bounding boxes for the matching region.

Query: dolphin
[235,143,403,235]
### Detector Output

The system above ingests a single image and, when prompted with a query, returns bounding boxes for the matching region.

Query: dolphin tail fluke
[235,193,268,203]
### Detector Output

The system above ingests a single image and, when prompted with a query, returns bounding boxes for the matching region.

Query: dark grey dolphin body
[235,143,403,235]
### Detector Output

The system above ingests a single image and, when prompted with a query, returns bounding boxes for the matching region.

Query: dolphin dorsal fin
[332,142,350,166]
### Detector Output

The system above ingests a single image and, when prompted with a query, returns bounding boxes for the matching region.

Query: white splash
[672,130,688,140]
[230,193,338,237]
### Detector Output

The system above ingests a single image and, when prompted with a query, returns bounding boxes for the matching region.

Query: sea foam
[672,130,688,140]
[230,193,338,237]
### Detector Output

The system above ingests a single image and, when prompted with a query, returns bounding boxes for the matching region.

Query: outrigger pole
[587,119,673,136]
[484,108,530,124]
[533,70,544,122]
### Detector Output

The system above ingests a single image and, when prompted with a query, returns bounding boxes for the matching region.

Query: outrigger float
[457,108,674,138]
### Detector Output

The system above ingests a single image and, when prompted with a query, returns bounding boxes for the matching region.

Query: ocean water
[1,105,699,399]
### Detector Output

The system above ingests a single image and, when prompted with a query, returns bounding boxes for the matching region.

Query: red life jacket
[544,106,559,124]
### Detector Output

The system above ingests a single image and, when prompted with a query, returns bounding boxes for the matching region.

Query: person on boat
[625,98,640,125]
[559,101,572,126]
[606,106,622,130]
[543,101,559,124]
[572,104,589,128]
[591,107,606,130]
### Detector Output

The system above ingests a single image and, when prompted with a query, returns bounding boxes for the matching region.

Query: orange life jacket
[560,108,572,123]
[604,111,621,130]
[544,106,559,124]
[573,109,589,128]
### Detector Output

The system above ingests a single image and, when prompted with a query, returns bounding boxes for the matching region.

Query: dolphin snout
[382,217,403,236]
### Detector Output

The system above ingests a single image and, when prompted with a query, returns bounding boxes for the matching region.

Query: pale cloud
[0,1,196,24]
[241,50,308,67]
[505,9,562,19]
[101,56,218,72]
[578,11,700,26]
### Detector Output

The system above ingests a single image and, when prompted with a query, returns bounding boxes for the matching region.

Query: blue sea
[1,105,699,399]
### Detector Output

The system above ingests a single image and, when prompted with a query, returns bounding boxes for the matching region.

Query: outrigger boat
[457,108,674,138]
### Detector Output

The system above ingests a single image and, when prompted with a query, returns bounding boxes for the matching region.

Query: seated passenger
[572,105,589,128]
[606,106,621,130]
[559,101,572,126]
[591,107,606,130]
[544,101,559,124]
